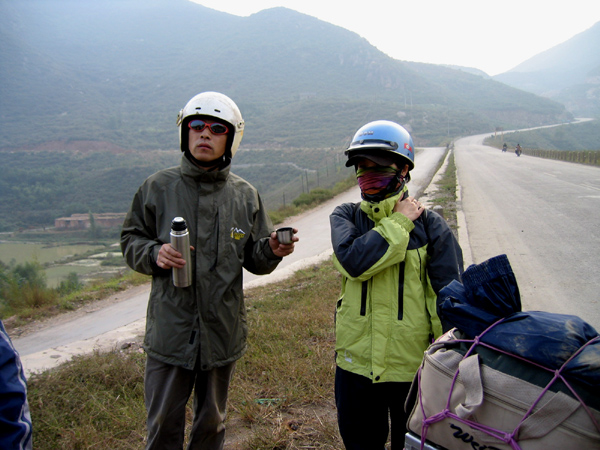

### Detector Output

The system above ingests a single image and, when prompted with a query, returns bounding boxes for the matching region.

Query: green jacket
[330,190,463,382]
[121,155,281,370]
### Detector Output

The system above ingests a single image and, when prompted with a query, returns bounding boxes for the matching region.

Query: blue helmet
[345,120,415,170]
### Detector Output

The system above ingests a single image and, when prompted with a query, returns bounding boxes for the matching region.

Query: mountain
[494,22,600,117]
[0,0,571,151]
[442,65,490,78]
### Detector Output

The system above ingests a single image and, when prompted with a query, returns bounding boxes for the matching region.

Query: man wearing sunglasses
[121,91,298,450]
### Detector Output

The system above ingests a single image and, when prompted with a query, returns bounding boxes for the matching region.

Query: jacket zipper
[360,280,368,316]
[398,261,405,320]
[209,210,219,272]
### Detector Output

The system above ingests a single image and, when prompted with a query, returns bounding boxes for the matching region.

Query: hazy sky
[191,0,599,76]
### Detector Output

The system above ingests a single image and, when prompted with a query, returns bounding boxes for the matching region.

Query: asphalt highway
[455,133,600,330]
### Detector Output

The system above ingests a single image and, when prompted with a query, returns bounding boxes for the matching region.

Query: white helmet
[176,91,245,158]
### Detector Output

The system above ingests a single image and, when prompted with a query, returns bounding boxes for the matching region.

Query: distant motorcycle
[515,144,522,157]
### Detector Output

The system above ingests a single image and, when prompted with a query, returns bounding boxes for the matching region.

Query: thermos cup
[170,217,192,288]
[276,227,294,244]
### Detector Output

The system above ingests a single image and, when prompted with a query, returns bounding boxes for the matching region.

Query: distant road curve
[455,120,600,331]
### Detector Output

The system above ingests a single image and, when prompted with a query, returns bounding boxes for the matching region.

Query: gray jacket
[121,155,281,370]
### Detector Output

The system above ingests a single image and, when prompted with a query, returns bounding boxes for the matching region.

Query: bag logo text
[449,423,501,450]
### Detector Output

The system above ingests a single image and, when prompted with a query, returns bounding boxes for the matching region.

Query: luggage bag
[407,326,600,450]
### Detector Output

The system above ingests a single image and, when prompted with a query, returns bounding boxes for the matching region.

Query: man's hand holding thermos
[154,217,193,287]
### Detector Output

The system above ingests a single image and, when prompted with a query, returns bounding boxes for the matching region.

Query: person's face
[188,118,229,164]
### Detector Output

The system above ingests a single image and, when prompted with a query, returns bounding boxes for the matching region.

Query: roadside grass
[267,175,355,225]
[1,269,150,329]
[425,150,459,235]
[27,261,343,450]
[27,349,147,449]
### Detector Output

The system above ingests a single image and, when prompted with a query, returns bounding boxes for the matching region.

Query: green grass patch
[28,349,147,449]
[268,175,356,225]
[1,268,149,327]
[427,150,459,235]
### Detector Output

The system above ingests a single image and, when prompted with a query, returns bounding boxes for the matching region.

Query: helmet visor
[345,149,397,168]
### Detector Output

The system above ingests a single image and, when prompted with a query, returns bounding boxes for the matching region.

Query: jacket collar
[360,187,408,222]
[180,154,230,184]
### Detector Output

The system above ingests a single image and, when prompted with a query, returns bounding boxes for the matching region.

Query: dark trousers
[335,366,412,450]
[144,355,236,450]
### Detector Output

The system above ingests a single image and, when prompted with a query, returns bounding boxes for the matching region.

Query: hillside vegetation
[485,119,600,151]
[0,145,352,231]
[1,0,587,232]
[508,120,600,151]
[2,119,597,232]
[1,0,571,153]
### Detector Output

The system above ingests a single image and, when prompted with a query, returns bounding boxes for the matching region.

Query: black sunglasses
[188,119,229,135]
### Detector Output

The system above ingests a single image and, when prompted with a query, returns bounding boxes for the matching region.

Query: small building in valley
[54,213,126,230]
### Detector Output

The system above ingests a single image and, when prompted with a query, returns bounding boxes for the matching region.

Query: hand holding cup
[270,226,298,258]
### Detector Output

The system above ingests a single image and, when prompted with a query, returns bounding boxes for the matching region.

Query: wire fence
[522,149,600,166]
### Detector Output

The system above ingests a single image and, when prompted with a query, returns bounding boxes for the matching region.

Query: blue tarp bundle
[438,254,600,389]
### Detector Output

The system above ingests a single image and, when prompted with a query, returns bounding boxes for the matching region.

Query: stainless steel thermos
[170,217,192,288]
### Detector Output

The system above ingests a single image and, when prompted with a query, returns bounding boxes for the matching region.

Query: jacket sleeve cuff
[391,211,415,232]
[263,238,283,261]
[149,243,170,275]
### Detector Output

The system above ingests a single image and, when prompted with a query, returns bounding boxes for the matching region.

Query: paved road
[455,133,600,330]
[13,147,446,375]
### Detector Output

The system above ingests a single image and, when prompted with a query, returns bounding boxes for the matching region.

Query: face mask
[356,166,405,202]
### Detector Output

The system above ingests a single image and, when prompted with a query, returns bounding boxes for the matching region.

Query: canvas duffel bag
[407,328,600,450]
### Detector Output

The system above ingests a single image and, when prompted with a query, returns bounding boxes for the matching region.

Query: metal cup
[276,227,294,244]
